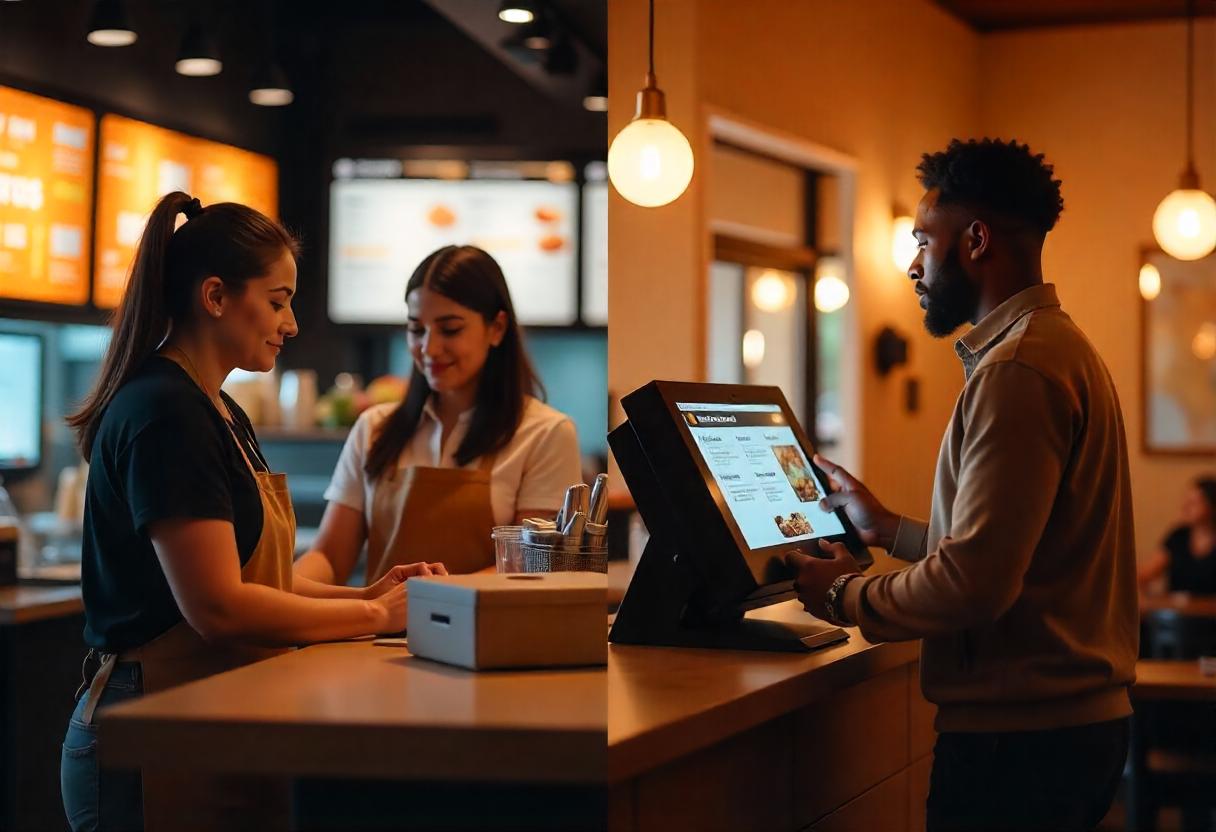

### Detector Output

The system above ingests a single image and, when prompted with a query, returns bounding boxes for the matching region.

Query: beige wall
[981,20,1216,555]
[609,2,1208,555]
[609,0,979,519]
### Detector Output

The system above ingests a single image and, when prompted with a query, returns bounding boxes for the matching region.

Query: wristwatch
[823,573,863,626]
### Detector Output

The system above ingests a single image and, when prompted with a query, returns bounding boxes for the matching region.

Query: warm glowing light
[751,270,794,313]
[499,8,534,23]
[815,276,850,313]
[742,329,766,369]
[1139,263,1162,301]
[1194,322,1216,360]
[891,215,918,271]
[1153,188,1216,260]
[176,57,222,77]
[607,118,694,208]
[249,87,293,107]
[87,29,136,46]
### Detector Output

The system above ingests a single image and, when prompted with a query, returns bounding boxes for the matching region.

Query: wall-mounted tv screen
[328,178,578,326]
[0,332,43,472]
[0,85,94,306]
[94,114,278,309]
[581,179,607,326]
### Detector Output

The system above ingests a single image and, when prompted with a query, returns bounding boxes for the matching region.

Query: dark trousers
[926,717,1129,832]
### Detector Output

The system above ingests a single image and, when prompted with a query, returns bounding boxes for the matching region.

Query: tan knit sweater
[842,284,1138,733]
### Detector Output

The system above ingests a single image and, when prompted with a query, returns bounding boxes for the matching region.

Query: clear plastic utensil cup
[492,525,525,573]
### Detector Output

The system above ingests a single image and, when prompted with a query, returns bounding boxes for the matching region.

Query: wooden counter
[1140,593,1216,618]
[0,584,86,831]
[99,638,606,784]
[0,584,83,625]
[608,601,934,832]
[1134,659,1216,702]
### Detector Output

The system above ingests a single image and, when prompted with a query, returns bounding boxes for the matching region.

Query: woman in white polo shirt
[294,245,582,585]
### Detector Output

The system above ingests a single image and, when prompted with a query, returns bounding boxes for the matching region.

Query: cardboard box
[407,573,607,670]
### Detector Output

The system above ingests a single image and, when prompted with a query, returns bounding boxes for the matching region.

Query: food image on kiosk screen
[678,402,844,550]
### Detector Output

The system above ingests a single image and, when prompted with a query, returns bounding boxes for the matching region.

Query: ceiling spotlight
[249,62,293,107]
[86,0,137,47]
[498,1,536,24]
[176,18,222,77]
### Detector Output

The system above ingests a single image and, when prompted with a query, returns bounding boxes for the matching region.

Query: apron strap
[80,651,120,726]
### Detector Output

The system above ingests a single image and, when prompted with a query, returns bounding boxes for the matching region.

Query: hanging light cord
[1187,0,1195,174]
[648,0,656,81]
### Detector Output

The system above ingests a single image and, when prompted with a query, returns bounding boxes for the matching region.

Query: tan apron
[365,452,497,582]
[80,353,295,831]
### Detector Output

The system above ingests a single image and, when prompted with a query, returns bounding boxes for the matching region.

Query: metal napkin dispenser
[406,573,607,670]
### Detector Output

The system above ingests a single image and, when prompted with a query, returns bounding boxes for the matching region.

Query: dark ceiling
[0,0,607,157]
[935,0,1216,32]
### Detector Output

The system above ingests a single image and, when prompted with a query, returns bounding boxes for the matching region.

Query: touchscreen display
[677,402,843,550]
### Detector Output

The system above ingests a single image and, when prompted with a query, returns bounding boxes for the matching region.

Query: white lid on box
[407,573,606,608]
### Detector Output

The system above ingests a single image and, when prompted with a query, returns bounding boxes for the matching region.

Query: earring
[212,308,222,318]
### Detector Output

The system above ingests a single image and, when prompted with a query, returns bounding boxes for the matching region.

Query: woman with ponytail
[61,192,439,832]
[294,245,581,587]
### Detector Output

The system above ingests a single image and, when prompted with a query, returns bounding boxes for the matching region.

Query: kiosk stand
[608,381,863,653]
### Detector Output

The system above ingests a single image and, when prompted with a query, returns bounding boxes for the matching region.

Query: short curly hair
[917,139,1064,234]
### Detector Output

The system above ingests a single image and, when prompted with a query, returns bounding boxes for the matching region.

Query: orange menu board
[94,114,278,308]
[0,86,94,305]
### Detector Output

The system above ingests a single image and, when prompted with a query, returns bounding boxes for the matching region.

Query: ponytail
[68,191,297,458]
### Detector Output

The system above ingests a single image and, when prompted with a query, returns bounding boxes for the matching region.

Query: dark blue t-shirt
[81,357,267,651]
[1165,525,1216,595]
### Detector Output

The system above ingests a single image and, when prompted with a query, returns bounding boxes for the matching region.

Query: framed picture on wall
[1141,246,1216,455]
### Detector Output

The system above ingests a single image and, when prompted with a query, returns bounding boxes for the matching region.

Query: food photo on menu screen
[677,402,845,550]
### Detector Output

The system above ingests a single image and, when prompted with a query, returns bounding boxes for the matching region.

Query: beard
[922,247,980,337]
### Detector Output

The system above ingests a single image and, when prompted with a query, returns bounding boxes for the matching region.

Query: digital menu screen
[677,402,843,551]
[329,179,578,325]
[0,332,42,470]
[581,180,607,326]
[0,86,94,306]
[94,114,278,309]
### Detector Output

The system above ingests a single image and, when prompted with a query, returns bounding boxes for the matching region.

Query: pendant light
[498,2,536,24]
[607,0,694,208]
[1153,0,1216,260]
[583,72,608,112]
[86,0,137,47]
[249,62,293,106]
[176,17,222,77]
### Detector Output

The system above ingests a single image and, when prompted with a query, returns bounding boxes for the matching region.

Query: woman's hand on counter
[362,562,449,600]
[370,584,408,634]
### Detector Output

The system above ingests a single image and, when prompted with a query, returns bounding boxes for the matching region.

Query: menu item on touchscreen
[772,445,821,502]
[678,402,844,550]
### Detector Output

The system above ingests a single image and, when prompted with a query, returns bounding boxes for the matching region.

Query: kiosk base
[618,614,848,653]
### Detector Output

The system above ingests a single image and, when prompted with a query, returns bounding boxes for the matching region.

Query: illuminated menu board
[0,86,94,306]
[94,114,278,309]
[329,179,578,325]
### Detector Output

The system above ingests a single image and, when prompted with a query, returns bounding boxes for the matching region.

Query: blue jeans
[61,661,144,832]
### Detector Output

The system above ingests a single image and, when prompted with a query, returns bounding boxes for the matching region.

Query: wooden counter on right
[607,607,935,832]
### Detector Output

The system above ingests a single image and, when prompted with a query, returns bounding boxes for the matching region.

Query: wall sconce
[1138,262,1161,301]
[751,269,795,313]
[742,329,766,369]
[814,256,850,313]
[875,326,908,376]
[891,208,917,273]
